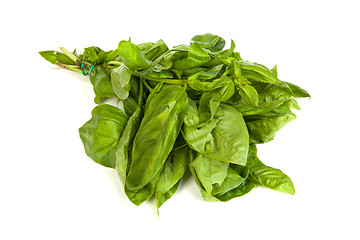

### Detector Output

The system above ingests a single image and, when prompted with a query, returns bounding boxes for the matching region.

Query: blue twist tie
[81,63,96,77]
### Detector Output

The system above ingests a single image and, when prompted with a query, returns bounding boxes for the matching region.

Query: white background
[1,0,359,239]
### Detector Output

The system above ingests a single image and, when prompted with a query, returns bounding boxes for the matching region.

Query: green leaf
[39,50,59,64]
[284,81,311,98]
[249,165,295,195]
[142,39,169,62]
[146,69,174,79]
[117,40,152,70]
[123,96,138,117]
[232,98,287,117]
[155,146,189,209]
[116,97,143,184]
[247,113,296,143]
[172,42,211,70]
[182,118,218,154]
[211,166,246,196]
[190,33,226,52]
[125,170,161,206]
[190,154,229,194]
[184,104,249,165]
[246,144,264,167]
[214,178,255,201]
[39,50,75,65]
[204,104,249,165]
[236,84,259,107]
[126,85,189,191]
[184,98,200,127]
[198,76,235,123]
[110,63,133,100]
[79,104,128,168]
[89,65,114,103]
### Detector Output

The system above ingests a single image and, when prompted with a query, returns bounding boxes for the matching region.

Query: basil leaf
[39,50,60,64]
[79,104,128,168]
[249,165,295,195]
[214,178,256,201]
[125,170,162,206]
[39,50,75,65]
[237,84,259,107]
[117,40,152,70]
[246,113,296,143]
[142,39,169,62]
[123,96,138,117]
[204,104,249,165]
[183,98,199,127]
[126,85,189,191]
[190,154,229,194]
[110,63,133,100]
[211,166,246,196]
[173,42,211,70]
[284,81,311,98]
[190,33,226,52]
[155,146,189,209]
[182,118,218,154]
[89,65,114,103]
[116,99,142,184]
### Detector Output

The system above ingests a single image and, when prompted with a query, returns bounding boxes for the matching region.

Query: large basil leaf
[79,104,128,168]
[126,85,189,191]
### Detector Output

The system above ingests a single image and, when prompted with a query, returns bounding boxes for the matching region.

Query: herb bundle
[40,33,310,211]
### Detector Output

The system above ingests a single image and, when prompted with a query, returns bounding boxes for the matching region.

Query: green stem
[142,79,154,92]
[60,47,78,63]
[55,62,82,73]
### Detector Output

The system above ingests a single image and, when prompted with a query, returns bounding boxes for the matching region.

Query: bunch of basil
[40,33,310,210]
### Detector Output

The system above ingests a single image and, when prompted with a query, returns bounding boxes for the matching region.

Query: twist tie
[81,63,96,77]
